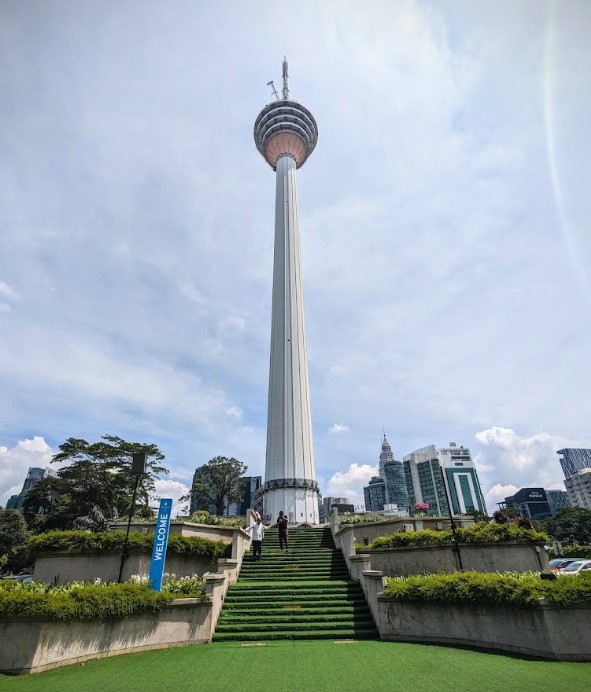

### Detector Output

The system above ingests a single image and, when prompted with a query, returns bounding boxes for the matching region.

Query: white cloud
[484,483,519,512]
[326,463,377,507]
[152,479,190,519]
[0,437,54,507]
[0,1,590,511]
[329,423,349,434]
[0,280,18,300]
[474,427,572,506]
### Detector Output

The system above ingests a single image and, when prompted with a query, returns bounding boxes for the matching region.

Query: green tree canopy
[543,507,591,545]
[190,456,247,516]
[0,509,29,574]
[23,435,168,532]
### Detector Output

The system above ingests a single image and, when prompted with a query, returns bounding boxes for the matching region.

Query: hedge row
[383,570,591,608]
[358,522,548,551]
[188,512,244,527]
[0,580,207,621]
[339,515,384,525]
[27,530,230,560]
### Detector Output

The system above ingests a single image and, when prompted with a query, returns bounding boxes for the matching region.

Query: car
[1,574,33,583]
[549,558,566,570]
[550,558,587,573]
[557,560,591,576]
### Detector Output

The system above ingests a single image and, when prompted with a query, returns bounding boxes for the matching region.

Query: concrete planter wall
[32,525,253,586]
[376,593,591,661]
[110,521,241,543]
[351,568,591,661]
[33,552,220,585]
[331,515,548,576]
[355,542,548,577]
[0,600,210,675]
[0,572,234,675]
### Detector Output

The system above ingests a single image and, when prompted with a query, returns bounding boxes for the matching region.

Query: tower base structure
[262,479,319,525]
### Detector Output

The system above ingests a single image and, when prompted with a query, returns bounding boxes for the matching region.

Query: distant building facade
[557,448,591,479]
[318,496,351,523]
[564,469,591,511]
[226,476,263,516]
[403,443,486,516]
[546,489,571,514]
[379,434,409,511]
[403,445,449,516]
[558,448,591,510]
[500,488,551,520]
[364,476,386,512]
[5,467,57,512]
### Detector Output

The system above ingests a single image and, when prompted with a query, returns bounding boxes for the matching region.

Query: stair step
[218,607,373,623]
[213,527,378,642]
[212,628,378,642]
[215,620,377,633]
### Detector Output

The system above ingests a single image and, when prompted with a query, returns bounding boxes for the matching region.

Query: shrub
[0,578,207,621]
[187,512,244,528]
[27,530,230,560]
[339,515,384,525]
[383,571,591,608]
[358,522,548,552]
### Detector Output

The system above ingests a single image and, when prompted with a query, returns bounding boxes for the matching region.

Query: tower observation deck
[254,59,320,525]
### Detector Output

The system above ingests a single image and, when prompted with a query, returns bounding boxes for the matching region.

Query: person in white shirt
[245,517,267,561]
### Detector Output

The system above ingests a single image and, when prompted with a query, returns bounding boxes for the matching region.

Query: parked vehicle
[557,560,591,576]
[1,574,33,583]
[549,558,587,573]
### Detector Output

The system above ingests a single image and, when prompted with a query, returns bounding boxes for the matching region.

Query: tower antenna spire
[282,56,289,100]
[267,80,279,100]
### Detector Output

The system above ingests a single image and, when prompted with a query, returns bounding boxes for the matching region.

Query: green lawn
[0,641,589,692]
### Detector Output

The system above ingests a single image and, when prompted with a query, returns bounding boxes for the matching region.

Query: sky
[1,0,590,515]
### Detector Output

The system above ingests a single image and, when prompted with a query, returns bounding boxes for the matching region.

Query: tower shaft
[264,154,319,524]
[254,62,319,525]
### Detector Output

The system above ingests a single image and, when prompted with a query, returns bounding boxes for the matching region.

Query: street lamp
[117,452,147,583]
[439,466,464,571]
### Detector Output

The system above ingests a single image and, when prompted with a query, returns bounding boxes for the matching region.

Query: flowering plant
[414,503,430,511]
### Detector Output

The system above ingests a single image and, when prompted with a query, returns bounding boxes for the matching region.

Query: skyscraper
[558,448,591,478]
[403,445,449,515]
[364,476,386,513]
[403,443,486,516]
[254,60,319,524]
[5,467,57,512]
[557,448,591,510]
[379,434,409,510]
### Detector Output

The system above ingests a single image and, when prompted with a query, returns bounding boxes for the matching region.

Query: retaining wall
[32,526,252,585]
[0,572,233,675]
[350,568,591,661]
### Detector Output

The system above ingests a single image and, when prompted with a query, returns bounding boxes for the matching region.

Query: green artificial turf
[0,640,589,692]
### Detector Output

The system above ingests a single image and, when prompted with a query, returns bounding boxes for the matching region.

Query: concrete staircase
[213,526,378,641]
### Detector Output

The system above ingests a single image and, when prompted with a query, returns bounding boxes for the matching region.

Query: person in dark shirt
[277,511,289,551]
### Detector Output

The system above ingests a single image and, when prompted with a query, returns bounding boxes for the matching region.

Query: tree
[22,476,73,533]
[0,509,29,574]
[23,435,168,532]
[189,456,247,516]
[543,507,591,545]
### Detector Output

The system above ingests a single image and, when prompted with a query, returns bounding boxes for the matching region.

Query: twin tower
[254,60,319,524]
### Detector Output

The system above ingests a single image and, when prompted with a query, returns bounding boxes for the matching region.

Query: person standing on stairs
[246,516,267,561]
[277,511,289,551]
[277,512,288,550]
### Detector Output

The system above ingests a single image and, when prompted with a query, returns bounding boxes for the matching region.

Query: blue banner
[148,498,173,591]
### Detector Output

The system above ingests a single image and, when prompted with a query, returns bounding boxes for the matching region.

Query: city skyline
[1,1,590,513]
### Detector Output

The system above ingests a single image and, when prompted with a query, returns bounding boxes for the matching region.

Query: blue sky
[1,0,590,513]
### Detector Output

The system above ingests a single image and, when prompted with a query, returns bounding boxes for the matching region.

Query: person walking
[277,510,289,551]
[246,516,266,561]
